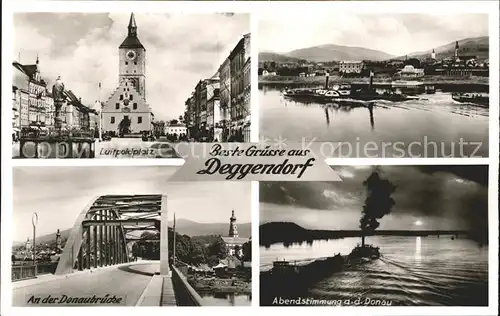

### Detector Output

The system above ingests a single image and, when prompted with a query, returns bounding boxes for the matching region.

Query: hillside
[259,52,306,63]
[400,36,489,60]
[14,229,71,247]
[14,219,251,247]
[168,218,251,238]
[284,44,395,62]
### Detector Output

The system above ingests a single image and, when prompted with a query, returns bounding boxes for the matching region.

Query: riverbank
[258,75,489,86]
[187,275,251,295]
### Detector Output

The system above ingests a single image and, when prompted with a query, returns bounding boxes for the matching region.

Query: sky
[260,165,488,231]
[259,13,488,56]
[12,166,251,241]
[13,13,249,121]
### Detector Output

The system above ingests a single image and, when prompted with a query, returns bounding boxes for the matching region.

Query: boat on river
[283,85,412,103]
[452,93,489,106]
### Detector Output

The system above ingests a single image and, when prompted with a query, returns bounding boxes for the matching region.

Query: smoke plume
[360,170,397,238]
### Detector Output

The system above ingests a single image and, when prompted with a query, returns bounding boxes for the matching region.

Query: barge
[283,87,413,103]
[451,92,489,106]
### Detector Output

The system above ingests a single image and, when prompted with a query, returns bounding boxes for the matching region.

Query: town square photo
[12,12,250,158]
[11,166,252,306]
[258,13,490,158]
[260,165,489,306]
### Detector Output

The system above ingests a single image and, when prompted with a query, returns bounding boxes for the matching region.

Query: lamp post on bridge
[32,212,38,276]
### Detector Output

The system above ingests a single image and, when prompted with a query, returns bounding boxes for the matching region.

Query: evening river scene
[260,236,488,306]
[259,165,489,306]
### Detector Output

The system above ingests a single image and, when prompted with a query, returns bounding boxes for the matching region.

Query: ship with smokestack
[283,72,418,104]
[260,170,395,300]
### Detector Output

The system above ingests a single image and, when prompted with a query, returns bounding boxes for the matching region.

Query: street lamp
[32,212,38,276]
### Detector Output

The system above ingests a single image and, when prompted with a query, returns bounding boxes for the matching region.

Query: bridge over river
[12,195,205,306]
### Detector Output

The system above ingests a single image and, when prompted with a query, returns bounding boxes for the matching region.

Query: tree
[242,240,251,261]
[405,58,421,69]
[170,119,179,125]
[118,116,131,137]
[207,238,227,259]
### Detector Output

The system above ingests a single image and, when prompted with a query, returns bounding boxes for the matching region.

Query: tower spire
[128,13,137,36]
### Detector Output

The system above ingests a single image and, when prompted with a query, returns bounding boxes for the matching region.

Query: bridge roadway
[13,261,176,307]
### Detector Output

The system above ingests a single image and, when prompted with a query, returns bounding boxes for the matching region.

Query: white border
[1,1,499,316]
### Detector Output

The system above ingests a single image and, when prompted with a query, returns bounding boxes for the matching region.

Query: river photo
[259,85,489,158]
[259,165,489,306]
[260,236,488,306]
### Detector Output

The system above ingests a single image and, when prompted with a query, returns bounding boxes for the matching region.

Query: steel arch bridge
[55,194,169,275]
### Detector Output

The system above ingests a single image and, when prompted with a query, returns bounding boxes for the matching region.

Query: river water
[200,292,251,306]
[260,236,488,306]
[259,86,489,158]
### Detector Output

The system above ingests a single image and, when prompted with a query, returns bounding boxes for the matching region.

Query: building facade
[399,65,425,79]
[339,61,364,74]
[102,13,153,134]
[166,123,187,135]
[221,210,249,257]
[218,57,231,128]
[229,33,251,140]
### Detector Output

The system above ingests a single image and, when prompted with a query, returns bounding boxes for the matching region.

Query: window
[130,95,133,101]
[134,70,136,73]
[125,61,128,65]
[116,103,119,109]
[138,116,142,124]
[111,116,115,124]
[133,103,137,110]
[134,62,137,65]
[120,95,123,100]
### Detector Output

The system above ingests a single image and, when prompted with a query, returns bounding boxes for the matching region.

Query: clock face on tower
[126,50,136,60]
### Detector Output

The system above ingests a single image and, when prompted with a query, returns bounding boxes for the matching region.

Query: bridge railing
[171,265,204,306]
[12,265,37,281]
[12,262,59,281]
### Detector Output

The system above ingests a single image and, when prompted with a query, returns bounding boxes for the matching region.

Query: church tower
[102,13,152,134]
[119,13,146,98]
[455,41,459,59]
[228,210,238,237]
[431,49,436,60]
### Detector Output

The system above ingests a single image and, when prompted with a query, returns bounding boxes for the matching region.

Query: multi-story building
[339,61,364,74]
[102,13,153,135]
[205,76,220,128]
[152,120,165,137]
[166,123,187,136]
[13,58,48,127]
[399,65,425,79]
[229,33,251,141]
[44,91,54,127]
[218,57,231,127]
[12,86,21,134]
[62,90,97,131]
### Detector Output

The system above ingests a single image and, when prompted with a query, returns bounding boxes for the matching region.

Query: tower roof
[119,13,145,49]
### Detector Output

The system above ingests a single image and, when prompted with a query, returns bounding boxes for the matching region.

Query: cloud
[259,165,488,231]
[13,13,249,121]
[13,166,251,241]
[259,13,488,55]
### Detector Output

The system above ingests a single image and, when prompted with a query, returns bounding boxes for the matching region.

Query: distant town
[258,37,489,85]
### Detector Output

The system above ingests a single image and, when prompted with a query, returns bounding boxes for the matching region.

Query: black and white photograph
[12,12,250,159]
[11,167,252,306]
[258,13,490,158]
[259,165,488,306]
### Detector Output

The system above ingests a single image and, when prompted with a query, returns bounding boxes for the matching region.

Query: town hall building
[221,210,249,257]
[102,13,153,134]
